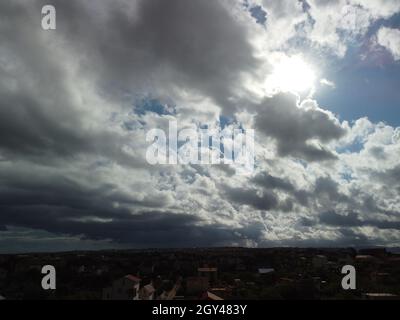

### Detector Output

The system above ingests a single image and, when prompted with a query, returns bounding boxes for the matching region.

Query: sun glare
[268,56,316,94]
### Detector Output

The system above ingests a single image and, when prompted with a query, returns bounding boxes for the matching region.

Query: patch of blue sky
[340,170,354,183]
[243,0,267,26]
[134,97,176,116]
[249,5,267,26]
[381,12,400,29]
[219,115,235,129]
[336,139,365,154]
[218,115,247,132]
[315,56,400,127]
[280,10,400,127]
[314,15,400,127]
[300,0,311,12]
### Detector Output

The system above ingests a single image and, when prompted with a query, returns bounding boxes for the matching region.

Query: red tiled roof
[206,291,223,300]
[125,275,141,282]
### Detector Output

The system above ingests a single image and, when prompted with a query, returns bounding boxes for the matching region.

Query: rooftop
[125,275,141,282]
[258,268,275,274]
[198,267,217,272]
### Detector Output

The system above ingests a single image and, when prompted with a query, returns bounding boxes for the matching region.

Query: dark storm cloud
[223,186,278,210]
[313,176,350,203]
[0,3,88,157]
[255,93,346,161]
[319,211,400,230]
[319,211,361,227]
[252,172,310,206]
[0,86,138,165]
[0,207,260,249]
[0,165,170,216]
[0,157,269,249]
[0,162,259,248]
[252,172,295,192]
[299,217,316,227]
[0,0,259,160]
[35,0,260,113]
[0,1,150,169]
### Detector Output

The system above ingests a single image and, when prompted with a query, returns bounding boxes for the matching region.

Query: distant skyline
[1,0,400,253]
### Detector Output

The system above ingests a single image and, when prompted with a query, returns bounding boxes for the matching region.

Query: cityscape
[1,247,399,300]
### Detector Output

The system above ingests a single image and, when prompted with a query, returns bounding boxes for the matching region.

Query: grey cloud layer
[44,0,260,113]
[255,93,346,161]
[0,0,399,251]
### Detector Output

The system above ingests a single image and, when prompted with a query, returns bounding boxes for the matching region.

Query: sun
[267,56,317,94]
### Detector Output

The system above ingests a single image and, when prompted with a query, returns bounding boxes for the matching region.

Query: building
[198,267,218,283]
[258,268,275,274]
[358,248,387,257]
[102,275,141,300]
[158,282,180,300]
[201,291,224,300]
[257,268,276,284]
[355,255,378,266]
[312,255,328,268]
[370,272,391,284]
[139,283,155,300]
[186,276,209,296]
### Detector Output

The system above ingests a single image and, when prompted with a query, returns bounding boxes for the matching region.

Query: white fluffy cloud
[377,26,400,60]
[248,0,400,57]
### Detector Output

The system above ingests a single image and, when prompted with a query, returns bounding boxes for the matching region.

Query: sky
[0,0,400,253]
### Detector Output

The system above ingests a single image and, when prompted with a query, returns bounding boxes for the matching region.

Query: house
[279,277,294,283]
[312,255,328,268]
[388,257,400,266]
[371,272,391,283]
[358,248,387,257]
[209,287,232,299]
[201,291,224,300]
[258,268,275,274]
[355,255,375,260]
[198,267,218,283]
[186,276,209,296]
[102,275,141,300]
[158,280,181,300]
[355,255,378,265]
[258,268,276,284]
[338,255,354,266]
[139,283,155,300]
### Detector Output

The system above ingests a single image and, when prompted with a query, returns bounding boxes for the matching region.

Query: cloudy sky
[1,0,400,253]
